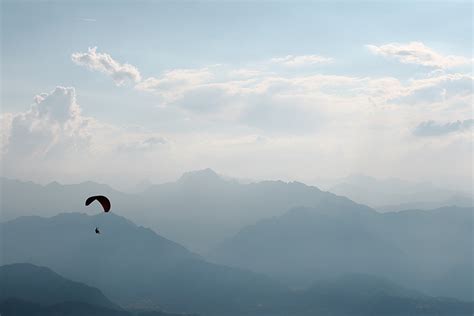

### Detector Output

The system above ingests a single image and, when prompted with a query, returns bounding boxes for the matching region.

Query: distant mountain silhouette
[137,169,374,252]
[2,214,472,315]
[0,213,288,315]
[329,174,473,211]
[0,177,134,220]
[3,172,472,253]
[0,299,198,316]
[0,298,130,316]
[0,264,199,316]
[210,206,474,301]
[291,274,473,316]
[1,171,374,252]
[0,263,118,309]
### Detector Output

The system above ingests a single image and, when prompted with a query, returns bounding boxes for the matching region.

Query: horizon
[2,167,473,196]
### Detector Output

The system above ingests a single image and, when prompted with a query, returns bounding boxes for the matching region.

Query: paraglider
[85,195,111,234]
[85,195,111,212]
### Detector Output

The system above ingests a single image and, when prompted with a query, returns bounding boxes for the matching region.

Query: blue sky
[1,1,472,190]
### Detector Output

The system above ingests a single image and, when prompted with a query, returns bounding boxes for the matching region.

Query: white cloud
[135,68,213,101]
[72,47,141,85]
[4,86,92,160]
[413,119,473,137]
[392,73,473,106]
[1,87,171,186]
[69,47,472,142]
[18,47,467,188]
[366,42,472,69]
[117,136,169,152]
[270,54,333,67]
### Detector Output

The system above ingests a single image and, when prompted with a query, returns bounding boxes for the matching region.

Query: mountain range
[3,170,472,253]
[1,214,472,315]
[1,170,473,314]
[0,213,288,315]
[210,205,474,301]
[328,174,473,211]
[1,170,376,253]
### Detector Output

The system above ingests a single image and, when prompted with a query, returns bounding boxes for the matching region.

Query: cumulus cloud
[72,47,141,85]
[270,54,333,67]
[1,87,173,185]
[4,86,92,160]
[413,119,473,137]
[366,42,472,69]
[2,87,172,163]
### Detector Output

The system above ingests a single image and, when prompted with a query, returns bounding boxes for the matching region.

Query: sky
[1,0,473,191]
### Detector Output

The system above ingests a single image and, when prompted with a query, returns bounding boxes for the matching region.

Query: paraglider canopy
[85,195,111,212]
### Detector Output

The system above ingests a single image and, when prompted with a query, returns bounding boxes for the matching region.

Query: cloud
[366,42,472,69]
[72,47,141,85]
[131,61,471,134]
[71,48,472,139]
[135,68,213,102]
[117,136,169,152]
[64,48,472,188]
[270,54,333,67]
[413,119,473,137]
[4,87,92,160]
[1,87,173,186]
[390,73,473,105]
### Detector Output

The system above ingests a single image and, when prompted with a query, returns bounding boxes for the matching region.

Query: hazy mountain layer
[0,263,198,316]
[0,263,118,309]
[0,299,130,316]
[1,170,374,253]
[329,174,473,211]
[1,214,472,315]
[0,213,287,314]
[210,206,474,301]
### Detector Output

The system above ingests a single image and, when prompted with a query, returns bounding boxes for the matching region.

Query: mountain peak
[178,168,223,184]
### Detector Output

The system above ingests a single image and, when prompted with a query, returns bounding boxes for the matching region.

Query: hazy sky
[1,1,472,190]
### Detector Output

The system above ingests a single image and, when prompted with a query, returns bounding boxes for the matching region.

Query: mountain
[291,274,473,316]
[0,299,130,316]
[1,170,375,253]
[210,206,474,301]
[0,212,288,315]
[0,177,136,221]
[3,172,472,253]
[0,264,198,316]
[0,263,118,309]
[0,298,198,316]
[2,214,472,315]
[329,174,473,211]
[137,168,375,252]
